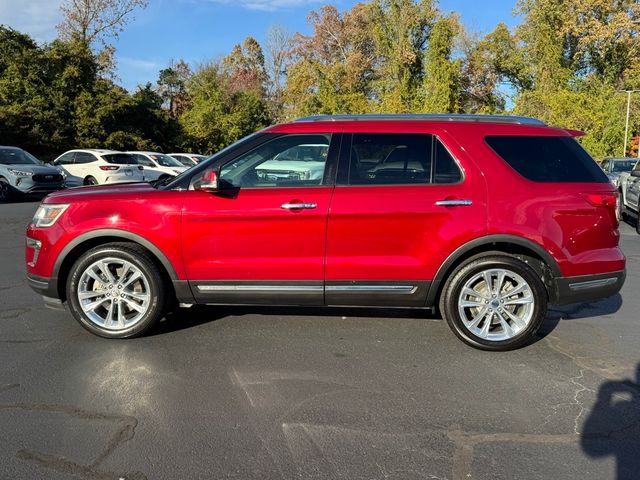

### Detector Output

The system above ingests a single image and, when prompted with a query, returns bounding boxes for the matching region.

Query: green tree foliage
[180,60,271,153]
[420,15,461,113]
[511,0,640,156]
[282,4,376,118]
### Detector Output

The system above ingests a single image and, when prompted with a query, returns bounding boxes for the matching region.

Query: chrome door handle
[435,199,473,207]
[281,202,317,210]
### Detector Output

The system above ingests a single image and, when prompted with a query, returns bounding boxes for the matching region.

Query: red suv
[25,115,626,350]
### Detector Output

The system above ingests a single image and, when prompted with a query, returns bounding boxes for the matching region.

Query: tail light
[583,192,619,226]
[99,165,119,171]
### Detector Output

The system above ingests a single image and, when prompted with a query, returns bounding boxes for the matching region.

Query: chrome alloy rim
[77,257,151,330]
[457,268,535,341]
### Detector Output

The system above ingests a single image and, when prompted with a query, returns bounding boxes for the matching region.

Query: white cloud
[119,56,162,71]
[198,0,319,12]
[0,0,63,41]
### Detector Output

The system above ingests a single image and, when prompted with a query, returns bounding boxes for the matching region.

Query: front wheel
[439,255,547,351]
[66,243,166,338]
[0,178,12,202]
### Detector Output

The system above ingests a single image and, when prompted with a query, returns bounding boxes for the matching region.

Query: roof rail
[293,114,546,126]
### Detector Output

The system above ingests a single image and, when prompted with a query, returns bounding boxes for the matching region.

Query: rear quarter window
[485,135,609,183]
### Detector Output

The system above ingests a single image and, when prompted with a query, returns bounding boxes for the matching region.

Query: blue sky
[1,0,521,91]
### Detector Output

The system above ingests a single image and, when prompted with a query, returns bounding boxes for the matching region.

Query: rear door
[325,128,487,306]
[181,133,340,305]
[628,163,640,209]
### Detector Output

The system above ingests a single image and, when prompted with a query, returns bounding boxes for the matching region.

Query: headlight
[32,204,69,227]
[9,169,33,176]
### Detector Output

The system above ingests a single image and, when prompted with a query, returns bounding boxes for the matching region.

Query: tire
[0,177,12,202]
[84,176,98,186]
[66,243,167,338]
[439,255,547,351]
[636,214,640,235]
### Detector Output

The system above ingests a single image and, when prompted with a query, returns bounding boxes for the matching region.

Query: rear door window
[74,152,96,164]
[103,154,138,165]
[348,133,461,185]
[486,136,609,183]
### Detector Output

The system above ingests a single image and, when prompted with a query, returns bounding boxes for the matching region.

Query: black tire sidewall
[66,245,165,338]
[0,178,12,202]
[85,176,98,186]
[441,256,547,351]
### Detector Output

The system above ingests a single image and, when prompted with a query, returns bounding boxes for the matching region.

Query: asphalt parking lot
[1,200,639,480]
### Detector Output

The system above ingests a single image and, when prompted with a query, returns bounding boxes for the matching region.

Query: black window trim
[336,132,465,187]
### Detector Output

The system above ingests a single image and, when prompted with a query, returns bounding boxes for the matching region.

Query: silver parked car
[600,157,637,188]
[0,146,65,202]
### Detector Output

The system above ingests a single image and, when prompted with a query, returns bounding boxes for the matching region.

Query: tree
[367,0,438,112]
[282,4,376,117]
[265,24,293,119]
[420,15,461,113]
[57,0,149,45]
[180,62,272,152]
[222,37,268,95]
[157,59,192,117]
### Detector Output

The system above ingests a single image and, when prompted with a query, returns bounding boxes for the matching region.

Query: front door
[325,130,487,306]
[181,133,340,305]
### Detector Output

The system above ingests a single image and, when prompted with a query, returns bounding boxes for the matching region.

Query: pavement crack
[0,403,141,478]
[568,369,595,435]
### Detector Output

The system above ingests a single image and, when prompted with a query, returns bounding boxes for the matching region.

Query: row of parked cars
[0,146,206,201]
[599,157,640,232]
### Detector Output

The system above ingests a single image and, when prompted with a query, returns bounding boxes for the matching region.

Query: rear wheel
[439,255,547,351]
[66,243,166,338]
[84,176,98,186]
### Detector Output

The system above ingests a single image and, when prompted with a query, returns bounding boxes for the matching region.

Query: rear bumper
[551,270,626,305]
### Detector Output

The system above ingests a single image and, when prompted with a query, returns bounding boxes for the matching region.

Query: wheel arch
[54,229,179,301]
[426,235,561,307]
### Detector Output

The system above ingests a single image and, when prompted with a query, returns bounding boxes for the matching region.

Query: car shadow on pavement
[533,294,623,343]
[581,363,640,480]
[154,294,622,342]
[153,304,438,336]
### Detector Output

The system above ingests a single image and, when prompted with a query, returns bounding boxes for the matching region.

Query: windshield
[612,159,637,173]
[0,148,40,165]
[103,153,138,165]
[150,154,184,167]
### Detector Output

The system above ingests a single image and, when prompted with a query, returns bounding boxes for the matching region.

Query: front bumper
[26,273,64,310]
[12,181,65,195]
[551,270,626,305]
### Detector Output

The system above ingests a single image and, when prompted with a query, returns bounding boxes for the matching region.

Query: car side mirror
[632,170,640,178]
[196,169,219,192]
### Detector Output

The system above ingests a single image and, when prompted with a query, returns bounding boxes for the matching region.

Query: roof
[293,114,546,125]
[70,149,122,155]
[126,151,165,156]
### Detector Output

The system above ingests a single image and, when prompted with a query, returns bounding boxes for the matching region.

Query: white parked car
[52,150,144,186]
[127,152,188,182]
[169,153,206,167]
[255,144,328,182]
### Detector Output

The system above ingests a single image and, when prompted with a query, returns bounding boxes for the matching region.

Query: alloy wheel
[77,257,151,330]
[457,268,535,341]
